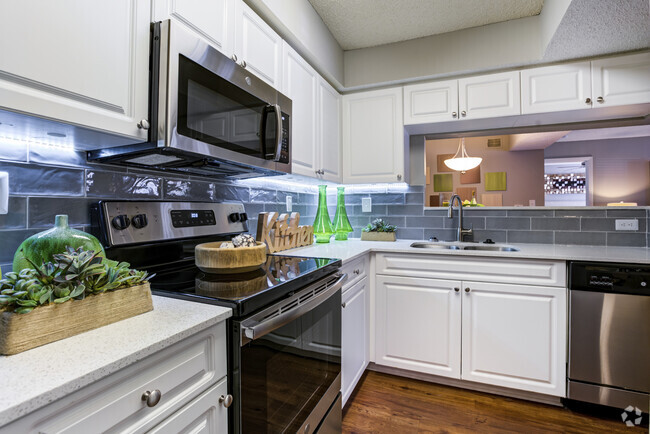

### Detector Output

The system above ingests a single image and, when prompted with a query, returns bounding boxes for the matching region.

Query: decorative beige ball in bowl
[195,241,267,274]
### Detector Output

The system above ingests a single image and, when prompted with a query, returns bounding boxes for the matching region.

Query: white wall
[246,0,344,87]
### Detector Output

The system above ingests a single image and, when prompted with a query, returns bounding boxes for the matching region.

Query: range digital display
[171,210,216,228]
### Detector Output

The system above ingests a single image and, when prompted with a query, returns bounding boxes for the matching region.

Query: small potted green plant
[361,218,397,242]
[0,247,153,355]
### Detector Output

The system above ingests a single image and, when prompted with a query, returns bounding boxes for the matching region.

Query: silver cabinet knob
[452,111,457,118]
[137,119,150,130]
[465,287,471,293]
[597,96,604,103]
[585,97,592,104]
[240,60,247,68]
[142,389,162,407]
[354,269,360,275]
[454,287,460,292]
[219,394,233,408]
[461,111,467,117]
[397,174,402,181]
[341,302,347,308]
[231,54,238,62]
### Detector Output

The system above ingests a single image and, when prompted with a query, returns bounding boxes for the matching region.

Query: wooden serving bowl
[195,241,267,274]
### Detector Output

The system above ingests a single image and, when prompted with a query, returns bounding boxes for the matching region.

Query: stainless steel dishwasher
[568,261,650,412]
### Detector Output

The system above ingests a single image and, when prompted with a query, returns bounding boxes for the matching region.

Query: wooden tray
[361,232,396,242]
[0,283,153,355]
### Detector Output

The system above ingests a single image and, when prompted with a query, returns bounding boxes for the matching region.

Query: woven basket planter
[0,283,153,355]
[360,231,396,242]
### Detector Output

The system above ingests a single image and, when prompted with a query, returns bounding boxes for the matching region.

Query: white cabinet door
[318,77,342,182]
[458,71,520,119]
[521,62,592,114]
[233,1,283,89]
[0,1,150,140]
[282,43,319,178]
[375,275,461,379]
[148,378,228,434]
[342,87,404,183]
[592,52,650,107]
[153,0,232,56]
[342,277,369,406]
[461,281,566,396]
[403,79,459,124]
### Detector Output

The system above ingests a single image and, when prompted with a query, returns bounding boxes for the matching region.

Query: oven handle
[240,273,347,344]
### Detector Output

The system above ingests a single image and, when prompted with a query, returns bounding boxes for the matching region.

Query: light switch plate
[0,172,8,215]
[615,219,638,231]
[286,195,292,212]
[362,197,372,213]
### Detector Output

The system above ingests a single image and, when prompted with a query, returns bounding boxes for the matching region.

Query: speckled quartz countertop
[281,239,650,265]
[0,296,231,428]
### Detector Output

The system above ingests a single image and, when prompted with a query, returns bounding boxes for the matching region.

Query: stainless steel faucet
[448,194,473,242]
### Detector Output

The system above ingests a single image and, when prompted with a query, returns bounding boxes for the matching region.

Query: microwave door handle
[260,105,270,158]
[240,273,347,345]
[272,104,283,162]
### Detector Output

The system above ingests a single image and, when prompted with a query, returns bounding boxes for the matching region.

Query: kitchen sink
[410,242,520,252]
[462,245,520,252]
[410,242,461,250]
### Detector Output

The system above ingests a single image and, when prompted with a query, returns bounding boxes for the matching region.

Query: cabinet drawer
[341,255,368,292]
[3,323,226,434]
[375,253,565,287]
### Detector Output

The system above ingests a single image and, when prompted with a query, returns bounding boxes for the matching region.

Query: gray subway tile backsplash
[606,232,646,247]
[532,217,580,231]
[507,230,554,244]
[2,162,84,196]
[0,197,27,230]
[486,217,531,230]
[29,197,92,228]
[555,231,607,246]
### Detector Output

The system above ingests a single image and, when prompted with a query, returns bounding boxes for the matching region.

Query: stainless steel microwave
[88,20,291,178]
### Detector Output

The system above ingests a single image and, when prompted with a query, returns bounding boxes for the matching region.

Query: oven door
[233,273,345,433]
[161,20,291,173]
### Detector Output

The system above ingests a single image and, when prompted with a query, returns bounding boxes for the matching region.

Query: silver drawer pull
[354,269,360,275]
[342,302,347,308]
[142,389,162,407]
[219,394,234,408]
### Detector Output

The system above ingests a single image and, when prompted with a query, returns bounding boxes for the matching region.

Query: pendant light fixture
[444,138,482,172]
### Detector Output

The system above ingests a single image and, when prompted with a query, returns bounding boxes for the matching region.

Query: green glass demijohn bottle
[313,185,334,243]
[332,187,353,240]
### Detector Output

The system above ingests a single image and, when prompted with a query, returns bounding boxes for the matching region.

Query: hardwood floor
[342,371,646,433]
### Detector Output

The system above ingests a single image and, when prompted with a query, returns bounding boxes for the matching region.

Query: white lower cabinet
[341,276,369,406]
[1,323,228,433]
[375,276,461,379]
[148,377,228,434]
[374,255,567,397]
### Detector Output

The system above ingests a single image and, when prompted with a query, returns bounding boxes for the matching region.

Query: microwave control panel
[279,113,290,164]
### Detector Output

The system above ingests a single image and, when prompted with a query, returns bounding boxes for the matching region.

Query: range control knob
[111,215,131,230]
[239,213,248,222]
[132,214,148,229]
[228,213,241,222]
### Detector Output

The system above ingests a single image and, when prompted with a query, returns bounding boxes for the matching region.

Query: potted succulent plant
[361,218,397,242]
[0,247,153,355]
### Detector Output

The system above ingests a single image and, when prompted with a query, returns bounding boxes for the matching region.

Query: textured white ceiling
[308,0,544,50]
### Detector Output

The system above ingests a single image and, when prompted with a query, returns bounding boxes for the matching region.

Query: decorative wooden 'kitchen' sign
[255,212,314,253]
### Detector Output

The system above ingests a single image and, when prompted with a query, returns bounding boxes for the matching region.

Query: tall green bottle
[313,185,334,243]
[333,187,353,240]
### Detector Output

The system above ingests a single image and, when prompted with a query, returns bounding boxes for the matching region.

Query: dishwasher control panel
[570,262,650,296]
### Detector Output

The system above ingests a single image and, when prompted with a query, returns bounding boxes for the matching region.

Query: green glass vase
[313,185,334,243]
[333,187,353,240]
[13,215,105,272]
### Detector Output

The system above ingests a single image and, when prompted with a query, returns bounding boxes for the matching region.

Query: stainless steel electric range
[91,200,345,434]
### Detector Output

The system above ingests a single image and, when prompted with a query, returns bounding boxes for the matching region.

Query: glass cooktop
[149,255,341,317]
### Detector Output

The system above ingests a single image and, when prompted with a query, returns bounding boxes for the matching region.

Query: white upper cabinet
[0,1,150,140]
[233,1,283,89]
[521,62,592,114]
[342,87,404,183]
[153,0,232,56]
[458,71,521,120]
[403,80,459,124]
[283,43,319,178]
[317,77,342,182]
[461,281,566,396]
[591,52,650,108]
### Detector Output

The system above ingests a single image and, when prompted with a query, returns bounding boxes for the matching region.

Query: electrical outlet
[286,195,292,212]
[615,219,638,231]
[362,197,372,213]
